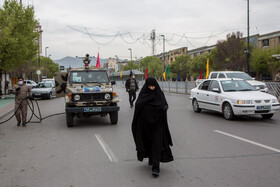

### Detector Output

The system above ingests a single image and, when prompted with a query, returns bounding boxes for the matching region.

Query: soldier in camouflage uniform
[13,77,33,127]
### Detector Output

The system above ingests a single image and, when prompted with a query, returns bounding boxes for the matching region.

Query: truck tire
[66,113,74,127]
[110,111,118,125]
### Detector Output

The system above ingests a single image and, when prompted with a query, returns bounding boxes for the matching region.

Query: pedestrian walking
[275,70,280,82]
[125,73,139,108]
[13,77,33,127]
[132,77,173,177]
[5,80,9,94]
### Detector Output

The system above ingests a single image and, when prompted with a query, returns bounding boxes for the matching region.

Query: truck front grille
[72,93,112,102]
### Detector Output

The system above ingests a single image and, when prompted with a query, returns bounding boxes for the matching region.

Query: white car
[24,80,37,88]
[31,81,56,99]
[209,71,268,92]
[190,78,280,120]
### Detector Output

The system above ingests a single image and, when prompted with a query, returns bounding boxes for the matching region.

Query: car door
[197,80,211,109]
[206,80,222,111]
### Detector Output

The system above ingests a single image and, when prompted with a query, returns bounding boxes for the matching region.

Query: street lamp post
[128,48,132,61]
[247,0,250,74]
[45,47,49,58]
[160,35,165,69]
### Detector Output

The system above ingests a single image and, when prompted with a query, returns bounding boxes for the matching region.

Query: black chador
[132,77,173,176]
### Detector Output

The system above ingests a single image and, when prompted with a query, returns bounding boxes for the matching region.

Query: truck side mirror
[111,80,116,85]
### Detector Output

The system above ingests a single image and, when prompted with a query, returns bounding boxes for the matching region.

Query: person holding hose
[13,77,33,127]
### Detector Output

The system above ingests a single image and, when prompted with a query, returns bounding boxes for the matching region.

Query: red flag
[96,52,101,68]
[145,68,148,79]
[199,69,202,79]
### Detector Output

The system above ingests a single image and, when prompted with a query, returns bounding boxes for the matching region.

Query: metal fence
[115,80,280,98]
[115,80,196,94]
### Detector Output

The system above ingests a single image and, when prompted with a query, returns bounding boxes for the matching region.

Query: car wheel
[223,103,234,120]
[261,114,274,119]
[192,99,201,113]
[66,113,74,127]
[110,111,118,125]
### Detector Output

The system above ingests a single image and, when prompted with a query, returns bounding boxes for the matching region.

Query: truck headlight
[104,93,111,100]
[74,94,80,101]
[237,100,252,104]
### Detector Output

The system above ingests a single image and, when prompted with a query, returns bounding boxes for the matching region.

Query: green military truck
[55,67,119,127]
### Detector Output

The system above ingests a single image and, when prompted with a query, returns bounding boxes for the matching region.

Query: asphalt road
[0,88,280,187]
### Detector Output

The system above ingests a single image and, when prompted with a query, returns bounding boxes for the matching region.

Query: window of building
[262,39,269,47]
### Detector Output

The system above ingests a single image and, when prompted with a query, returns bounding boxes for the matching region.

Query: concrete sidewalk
[0,95,15,120]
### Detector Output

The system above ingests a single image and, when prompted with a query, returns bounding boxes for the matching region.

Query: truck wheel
[261,114,274,119]
[66,113,74,127]
[110,111,118,125]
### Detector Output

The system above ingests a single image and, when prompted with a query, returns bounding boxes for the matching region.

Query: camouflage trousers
[14,101,28,124]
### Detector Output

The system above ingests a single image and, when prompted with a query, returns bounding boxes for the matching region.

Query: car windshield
[221,80,256,92]
[69,71,109,84]
[225,72,253,80]
[35,83,52,88]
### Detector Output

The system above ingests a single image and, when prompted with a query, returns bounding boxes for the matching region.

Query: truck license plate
[84,107,102,112]
[256,106,271,110]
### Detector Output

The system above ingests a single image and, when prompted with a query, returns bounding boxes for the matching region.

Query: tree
[213,32,247,71]
[169,55,191,80]
[122,61,139,71]
[251,46,280,80]
[0,0,39,73]
[139,56,163,78]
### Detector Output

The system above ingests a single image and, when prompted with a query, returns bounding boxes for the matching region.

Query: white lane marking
[214,130,280,153]
[95,134,118,162]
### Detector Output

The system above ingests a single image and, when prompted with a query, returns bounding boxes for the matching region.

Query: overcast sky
[1,0,280,60]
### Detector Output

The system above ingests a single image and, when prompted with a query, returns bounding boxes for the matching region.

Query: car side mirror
[111,80,116,85]
[212,88,221,93]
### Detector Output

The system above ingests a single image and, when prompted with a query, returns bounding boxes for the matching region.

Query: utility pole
[160,35,166,70]
[247,0,250,74]
[151,29,156,56]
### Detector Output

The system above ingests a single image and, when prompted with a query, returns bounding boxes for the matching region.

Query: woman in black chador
[132,77,173,177]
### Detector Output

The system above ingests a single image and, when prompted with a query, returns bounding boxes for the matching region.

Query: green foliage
[0,0,38,72]
[28,57,60,78]
[251,46,280,79]
[169,55,191,80]
[139,56,163,78]
[250,48,270,74]
[122,61,139,71]
[213,32,247,71]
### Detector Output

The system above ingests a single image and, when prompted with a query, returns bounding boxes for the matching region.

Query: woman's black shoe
[152,169,159,177]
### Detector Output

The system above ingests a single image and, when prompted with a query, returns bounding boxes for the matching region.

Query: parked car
[41,78,55,85]
[190,78,280,120]
[31,81,55,99]
[195,71,268,92]
[24,80,37,88]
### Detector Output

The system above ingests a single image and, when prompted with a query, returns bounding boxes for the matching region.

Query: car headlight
[237,100,252,104]
[104,93,111,100]
[272,98,278,103]
[74,94,80,101]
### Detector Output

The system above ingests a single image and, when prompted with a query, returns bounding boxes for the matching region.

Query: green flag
[166,64,170,79]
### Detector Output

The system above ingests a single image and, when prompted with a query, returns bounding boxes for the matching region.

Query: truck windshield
[221,80,256,92]
[225,72,253,80]
[69,71,109,84]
